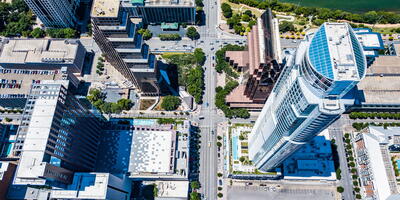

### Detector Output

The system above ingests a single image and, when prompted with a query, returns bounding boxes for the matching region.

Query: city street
[328,116,354,200]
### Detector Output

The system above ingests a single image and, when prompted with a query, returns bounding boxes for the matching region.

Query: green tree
[217,173,223,177]
[190,181,201,189]
[193,48,205,65]
[244,10,252,17]
[190,192,200,200]
[63,28,76,38]
[248,20,256,27]
[221,3,232,18]
[111,103,122,113]
[117,99,132,110]
[138,28,152,40]
[241,14,251,22]
[337,186,344,193]
[161,96,181,111]
[279,21,295,33]
[239,156,245,162]
[100,102,112,114]
[30,27,45,38]
[217,142,222,147]
[217,193,223,198]
[186,26,200,40]
[195,0,203,7]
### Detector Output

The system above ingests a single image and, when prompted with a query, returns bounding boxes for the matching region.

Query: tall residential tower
[91,0,159,95]
[249,23,367,171]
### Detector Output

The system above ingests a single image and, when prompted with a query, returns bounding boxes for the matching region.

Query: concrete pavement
[328,117,354,200]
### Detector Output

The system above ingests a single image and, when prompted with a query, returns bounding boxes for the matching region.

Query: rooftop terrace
[91,0,120,18]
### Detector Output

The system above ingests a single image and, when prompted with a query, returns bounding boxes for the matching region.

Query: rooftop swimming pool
[132,119,156,126]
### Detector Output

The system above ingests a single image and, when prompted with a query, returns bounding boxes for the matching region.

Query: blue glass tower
[249,23,367,171]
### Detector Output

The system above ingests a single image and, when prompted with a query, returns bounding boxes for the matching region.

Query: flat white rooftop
[155,181,189,199]
[357,33,381,48]
[129,129,175,175]
[0,39,80,65]
[325,23,360,81]
[91,0,120,18]
[51,173,109,199]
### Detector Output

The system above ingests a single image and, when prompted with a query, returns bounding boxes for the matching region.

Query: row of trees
[87,89,133,114]
[159,33,181,41]
[215,44,245,78]
[14,27,77,39]
[215,81,250,118]
[96,56,105,75]
[349,112,400,120]
[227,0,400,25]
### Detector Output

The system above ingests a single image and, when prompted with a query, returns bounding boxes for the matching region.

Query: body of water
[279,0,400,13]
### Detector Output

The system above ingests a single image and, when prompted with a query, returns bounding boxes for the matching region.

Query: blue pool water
[397,160,400,169]
[133,119,156,126]
[232,136,239,160]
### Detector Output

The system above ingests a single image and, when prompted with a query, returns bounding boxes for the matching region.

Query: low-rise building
[354,126,399,200]
[0,38,84,109]
[51,173,131,199]
[128,122,190,180]
[155,180,189,199]
[283,130,336,181]
[0,39,85,74]
[352,43,400,112]
[225,9,281,111]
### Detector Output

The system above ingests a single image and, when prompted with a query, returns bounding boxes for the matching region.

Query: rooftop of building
[357,76,400,104]
[0,69,62,96]
[91,0,120,18]
[155,181,189,199]
[356,127,399,200]
[51,173,110,199]
[308,23,365,81]
[143,0,194,7]
[96,119,190,179]
[366,44,400,75]
[14,80,72,185]
[129,127,176,175]
[0,39,81,65]
[283,130,336,181]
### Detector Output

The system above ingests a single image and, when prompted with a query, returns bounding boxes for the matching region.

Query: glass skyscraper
[249,23,367,171]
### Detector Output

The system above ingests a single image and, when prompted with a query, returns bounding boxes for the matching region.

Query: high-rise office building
[13,80,103,185]
[24,0,79,28]
[91,0,159,95]
[249,23,367,171]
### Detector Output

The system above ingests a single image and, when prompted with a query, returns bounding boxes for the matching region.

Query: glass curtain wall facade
[249,23,367,171]
[24,0,79,28]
